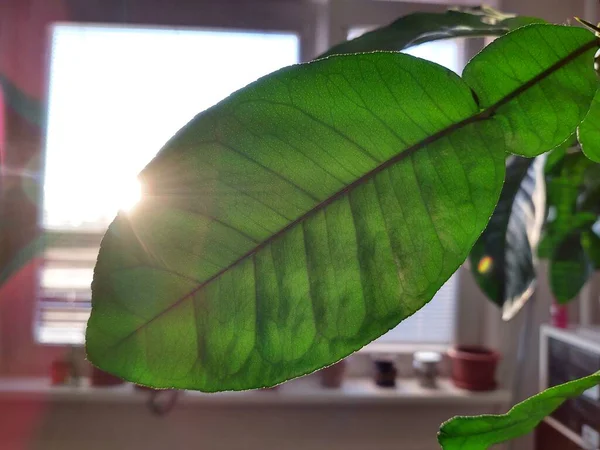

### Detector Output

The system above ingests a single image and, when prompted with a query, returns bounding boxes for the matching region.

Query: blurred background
[0,0,599,449]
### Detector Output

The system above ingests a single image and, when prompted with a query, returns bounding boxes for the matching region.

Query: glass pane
[38,24,299,345]
[43,25,299,231]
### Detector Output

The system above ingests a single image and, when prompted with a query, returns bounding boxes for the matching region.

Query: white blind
[38,24,299,344]
[375,275,458,344]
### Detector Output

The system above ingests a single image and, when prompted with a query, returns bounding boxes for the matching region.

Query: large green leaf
[438,371,600,450]
[579,88,600,163]
[86,25,599,391]
[469,156,545,320]
[319,6,543,58]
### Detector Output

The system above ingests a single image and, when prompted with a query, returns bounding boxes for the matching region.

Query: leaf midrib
[105,37,600,345]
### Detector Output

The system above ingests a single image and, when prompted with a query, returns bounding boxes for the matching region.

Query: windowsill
[0,376,511,407]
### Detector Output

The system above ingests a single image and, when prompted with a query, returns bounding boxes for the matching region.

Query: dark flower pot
[374,359,397,388]
[320,360,346,388]
[448,346,500,391]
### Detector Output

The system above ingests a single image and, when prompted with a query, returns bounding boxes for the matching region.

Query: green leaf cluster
[76,6,600,450]
[87,24,599,391]
[540,146,600,302]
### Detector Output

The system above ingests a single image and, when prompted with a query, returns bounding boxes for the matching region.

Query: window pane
[38,24,299,344]
[43,24,299,231]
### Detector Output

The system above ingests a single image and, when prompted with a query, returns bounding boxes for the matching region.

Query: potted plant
[447,346,501,391]
[83,8,600,449]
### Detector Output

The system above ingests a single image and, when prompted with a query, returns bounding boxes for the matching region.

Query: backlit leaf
[86,25,599,391]
[438,371,600,450]
[579,88,600,162]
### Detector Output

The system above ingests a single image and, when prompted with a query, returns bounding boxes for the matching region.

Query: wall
[502,0,589,23]
[0,399,501,450]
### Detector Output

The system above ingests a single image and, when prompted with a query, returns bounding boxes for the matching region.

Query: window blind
[375,275,458,344]
[38,24,299,344]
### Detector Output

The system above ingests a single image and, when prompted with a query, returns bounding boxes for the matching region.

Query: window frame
[2,0,319,376]
[37,20,305,346]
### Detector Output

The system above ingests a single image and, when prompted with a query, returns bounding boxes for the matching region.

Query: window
[38,7,468,348]
[38,24,300,344]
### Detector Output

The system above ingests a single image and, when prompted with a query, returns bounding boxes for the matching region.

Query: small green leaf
[469,156,545,320]
[551,232,593,303]
[462,25,598,157]
[87,25,599,391]
[438,371,600,450]
[582,228,600,268]
[319,7,543,58]
[579,88,600,163]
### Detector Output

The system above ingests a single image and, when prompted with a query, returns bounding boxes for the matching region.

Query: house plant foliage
[51,6,600,449]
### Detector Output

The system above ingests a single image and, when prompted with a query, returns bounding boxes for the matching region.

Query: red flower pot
[91,367,125,387]
[51,360,71,385]
[448,346,500,391]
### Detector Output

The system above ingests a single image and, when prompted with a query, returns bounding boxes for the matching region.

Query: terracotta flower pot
[448,346,500,391]
[320,360,346,388]
[51,360,71,385]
